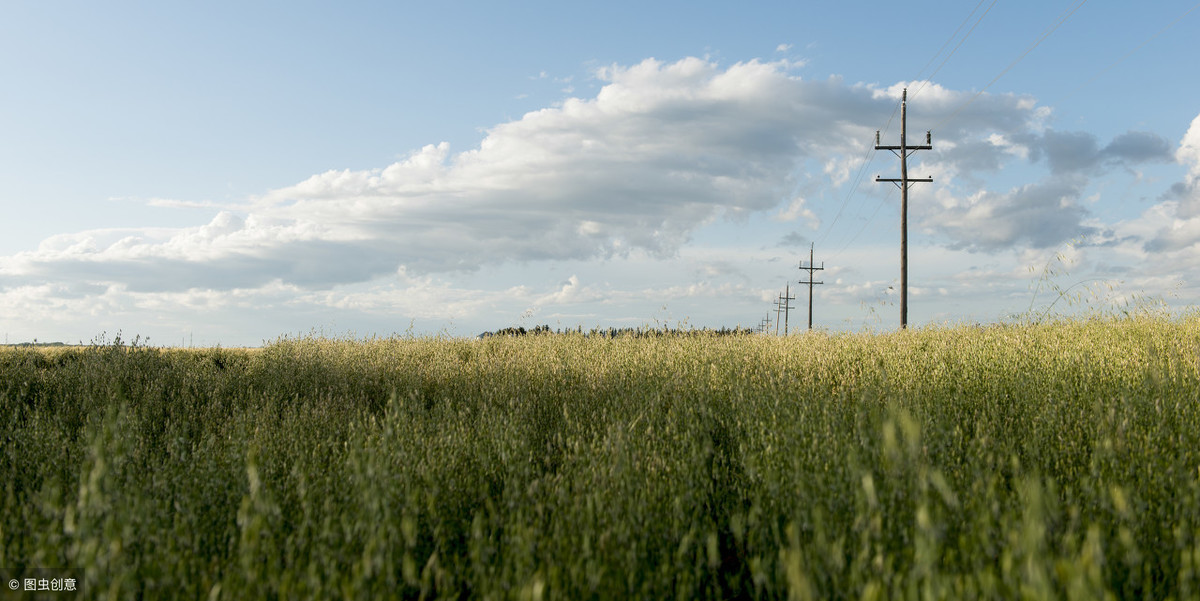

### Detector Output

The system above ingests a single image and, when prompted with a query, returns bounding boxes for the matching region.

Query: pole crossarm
[875,144,932,152]
[876,176,933,188]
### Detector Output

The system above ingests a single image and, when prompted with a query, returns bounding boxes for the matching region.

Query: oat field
[3,315,1200,599]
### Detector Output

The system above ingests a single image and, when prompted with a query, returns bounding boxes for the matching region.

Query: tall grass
[2,315,1200,599]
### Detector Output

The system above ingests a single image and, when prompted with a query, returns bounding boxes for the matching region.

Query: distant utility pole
[773,295,784,336]
[797,244,824,330]
[780,285,796,335]
[876,88,932,329]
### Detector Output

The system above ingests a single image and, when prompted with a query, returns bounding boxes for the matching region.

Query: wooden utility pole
[780,284,796,335]
[875,88,932,329]
[773,295,784,336]
[797,243,824,330]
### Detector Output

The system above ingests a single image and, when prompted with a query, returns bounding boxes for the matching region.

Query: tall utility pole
[797,243,824,330]
[780,284,796,335]
[875,88,932,329]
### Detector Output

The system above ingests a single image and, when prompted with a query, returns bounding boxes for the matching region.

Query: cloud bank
[1,56,1193,341]
[4,58,1070,293]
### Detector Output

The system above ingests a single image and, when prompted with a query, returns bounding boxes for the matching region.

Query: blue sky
[3,1,1200,345]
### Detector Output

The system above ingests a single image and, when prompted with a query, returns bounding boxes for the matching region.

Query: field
[3,315,1200,599]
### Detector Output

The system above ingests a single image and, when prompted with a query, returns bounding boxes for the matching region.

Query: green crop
[2,314,1200,599]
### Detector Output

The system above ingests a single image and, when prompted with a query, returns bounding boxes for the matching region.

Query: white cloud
[300,277,532,321]
[1180,115,1200,175]
[5,57,1198,342]
[1168,113,1200,218]
[1140,113,1200,250]
[1144,207,1200,254]
[919,178,1094,251]
[987,133,1029,160]
[11,57,910,294]
[773,196,818,226]
[535,275,595,306]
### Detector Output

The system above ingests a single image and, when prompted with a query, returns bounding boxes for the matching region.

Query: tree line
[477,324,755,338]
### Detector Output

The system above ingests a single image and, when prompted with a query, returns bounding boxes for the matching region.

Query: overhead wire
[1053,1,1200,105]
[814,99,898,252]
[818,0,996,260]
[812,146,876,248]
[834,186,896,259]
[806,0,1192,322]
[767,1,1190,324]
[910,0,988,81]
[910,0,997,100]
[933,0,1090,132]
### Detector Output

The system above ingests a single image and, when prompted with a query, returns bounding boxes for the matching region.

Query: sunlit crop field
[4,315,1200,599]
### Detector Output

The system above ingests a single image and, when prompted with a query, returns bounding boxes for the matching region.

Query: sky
[3,1,1200,346]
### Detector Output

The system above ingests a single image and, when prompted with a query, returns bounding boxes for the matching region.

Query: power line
[911,0,988,80]
[1054,1,1200,105]
[811,0,1082,292]
[814,99,902,251]
[830,185,895,260]
[817,0,992,254]
[934,0,1090,131]
[814,145,881,248]
[911,0,999,100]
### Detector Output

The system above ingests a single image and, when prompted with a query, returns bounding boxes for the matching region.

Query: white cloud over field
[1,59,1050,290]
[1,56,1195,342]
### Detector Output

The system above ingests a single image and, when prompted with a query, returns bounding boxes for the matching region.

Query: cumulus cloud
[1103,131,1174,164]
[1029,129,1173,175]
[1,55,1177,319]
[1039,130,1102,174]
[5,57,912,293]
[773,196,818,225]
[1144,212,1200,253]
[1137,113,1200,255]
[909,123,1172,252]
[1163,113,1200,217]
[535,275,597,306]
[777,231,810,248]
[921,178,1095,251]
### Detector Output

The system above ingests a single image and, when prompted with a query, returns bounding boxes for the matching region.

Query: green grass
[3,315,1200,599]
